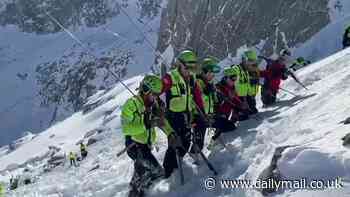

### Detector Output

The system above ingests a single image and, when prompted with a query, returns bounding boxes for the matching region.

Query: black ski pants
[261,85,277,106]
[189,115,207,154]
[163,112,192,178]
[247,95,258,114]
[125,137,163,192]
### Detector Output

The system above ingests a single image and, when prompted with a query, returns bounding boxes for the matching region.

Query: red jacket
[161,73,204,111]
[215,83,242,118]
[260,60,287,92]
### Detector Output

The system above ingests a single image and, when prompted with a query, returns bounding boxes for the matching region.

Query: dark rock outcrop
[157,0,329,60]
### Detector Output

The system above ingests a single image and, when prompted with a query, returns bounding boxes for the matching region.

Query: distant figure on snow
[10,176,19,190]
[69,152,78,167]
[22,168,32,185]
[80,142,88,160]
[259,49,292,106]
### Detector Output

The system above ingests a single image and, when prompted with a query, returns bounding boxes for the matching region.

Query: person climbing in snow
[10,176,19,190]
[289,57,311,71]
[80,142,88,160]
[229,51,255,119]
[245,50,260,114]
[343,25,350,49]
[69,152,77,167]
[121,75,179,197]
[208,67,246,149]
[189,57,221,161]
[259,49,292,106]
[161,50,206,178]
[22,168,32,185]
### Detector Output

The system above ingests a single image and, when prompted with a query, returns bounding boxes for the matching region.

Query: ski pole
[191,100,226,150]
[208,127,229,150]
[280,88,298,96]
[187,102,219,175]
[293,78,308,90]
[289,71,308,90]
[297,81,308,90]
[192,142,218,175]
[199,150,218,175]
[175,148,185,185]
[116,143,136,157]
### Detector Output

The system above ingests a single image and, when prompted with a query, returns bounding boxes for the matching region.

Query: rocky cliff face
[157,0,330,59]
[0,0,163,33]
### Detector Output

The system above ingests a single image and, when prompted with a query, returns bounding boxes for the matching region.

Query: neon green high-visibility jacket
[196,78,216,114]
[69,152,76,160]
[121,95,173,145]
[230,65,250,97]
[248,84,260,96]
[80,144,86,152]
[167,69,194,112]
[248,67,260,96]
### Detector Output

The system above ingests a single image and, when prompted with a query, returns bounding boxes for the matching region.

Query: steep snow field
[1,45,350,197]
[2,1,350,197]
[0,0,164,146]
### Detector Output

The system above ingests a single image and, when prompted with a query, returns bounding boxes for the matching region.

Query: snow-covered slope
[0,0,165,146]
[1,44,350,197]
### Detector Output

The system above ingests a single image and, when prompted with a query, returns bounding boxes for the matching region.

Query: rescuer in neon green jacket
[121,75,179,197]
[190,57,221,155]
[245,50,260,114]
[161,50,206,178]
[229,50,259,118]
